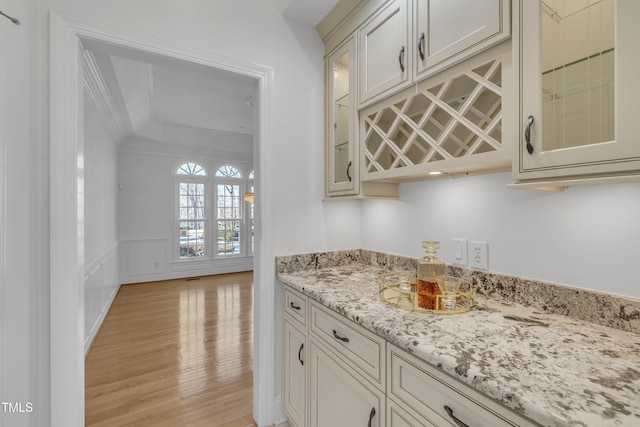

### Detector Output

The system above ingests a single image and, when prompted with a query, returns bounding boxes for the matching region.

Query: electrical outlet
[469,241,488,270]
[451,238,468,266]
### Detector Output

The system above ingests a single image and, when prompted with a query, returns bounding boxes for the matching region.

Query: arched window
[177,162,207,176]
[215,165,242,256]
[215,164,242,178]
[176,162,207,258]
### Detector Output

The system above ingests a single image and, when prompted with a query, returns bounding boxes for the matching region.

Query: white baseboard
[84,283,120,354]
[84,244,120,355]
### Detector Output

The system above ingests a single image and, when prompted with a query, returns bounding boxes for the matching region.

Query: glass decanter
[417,241,445,310]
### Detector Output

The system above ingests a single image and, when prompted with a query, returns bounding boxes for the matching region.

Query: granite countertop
[277,256,640,427]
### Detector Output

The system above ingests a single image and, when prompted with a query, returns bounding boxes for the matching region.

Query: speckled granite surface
[277,249,640,334]
[276,249,640,427]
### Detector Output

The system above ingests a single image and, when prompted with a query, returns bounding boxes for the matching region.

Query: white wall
[117,143,255,283]
[36,2,362,426]
[83,94,120,353]
[1,0,49,426]
[360,171,640,299]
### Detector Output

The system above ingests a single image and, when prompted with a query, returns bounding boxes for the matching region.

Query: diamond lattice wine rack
[361,48,510,181]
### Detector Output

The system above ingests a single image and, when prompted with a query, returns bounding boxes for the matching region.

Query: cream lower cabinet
[309,340,385,427]
[283,318,307,427]
[387,345,538,427]
[282,284,538,427]
[283,286,309,427]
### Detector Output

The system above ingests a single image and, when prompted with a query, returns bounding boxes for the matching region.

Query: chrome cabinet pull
[525,115,534,154]
[367,407,376,427]
[346,161,352,182]
[444,405,469,427]
[332,329,349,343]
[298,343,304,366]
[290,301,301,311]
[398,46,405,72]
[418,32,425,61]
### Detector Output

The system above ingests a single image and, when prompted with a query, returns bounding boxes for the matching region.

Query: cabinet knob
[525,115,535,155]
[398,46,405,72]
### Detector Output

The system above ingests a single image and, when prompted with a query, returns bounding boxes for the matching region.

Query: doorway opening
[50,12,276,427]
[80,36,259,425]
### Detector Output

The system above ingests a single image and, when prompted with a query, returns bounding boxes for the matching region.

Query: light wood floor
[85,272,256,427]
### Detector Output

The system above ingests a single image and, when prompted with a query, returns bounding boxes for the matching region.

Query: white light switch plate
[452,238,468,266]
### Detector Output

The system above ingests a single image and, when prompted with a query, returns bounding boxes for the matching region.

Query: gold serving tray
[379,274,475,315]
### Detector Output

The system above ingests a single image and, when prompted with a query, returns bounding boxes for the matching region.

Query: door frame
[50,12,277,426]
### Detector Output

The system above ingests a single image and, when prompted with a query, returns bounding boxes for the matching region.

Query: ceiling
[82,38,257,159]
[279,0,341,27]
[81,0,338,158]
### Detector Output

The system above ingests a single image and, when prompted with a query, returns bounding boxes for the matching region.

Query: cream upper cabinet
[415,0,510,79]
[326,36,359,196]
[358,0,411,107]
[361,42,513,181]
[513,0,640,186]
[357,0,509,108]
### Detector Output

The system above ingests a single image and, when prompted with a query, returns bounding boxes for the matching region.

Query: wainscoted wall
[84,243,120,353]
[117,142,255,284]
[119,238,253,284]
[84,66,121,355]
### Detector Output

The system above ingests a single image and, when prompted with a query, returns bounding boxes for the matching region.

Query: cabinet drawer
[388,345,538,427]
[284,286,307,327]
[309,301,385,389]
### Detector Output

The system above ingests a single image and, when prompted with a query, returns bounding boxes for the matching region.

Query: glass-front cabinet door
[326,36,359,196]
[515,0,640,183]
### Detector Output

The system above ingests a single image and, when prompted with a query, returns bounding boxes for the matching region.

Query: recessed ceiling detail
[148,62,255,135]
[81,38,257,158]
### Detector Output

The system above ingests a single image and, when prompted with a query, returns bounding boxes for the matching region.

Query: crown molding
[82,49,126,141]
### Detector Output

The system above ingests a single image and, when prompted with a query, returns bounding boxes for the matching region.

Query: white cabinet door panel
[359,0,410,106]
[514,0,640,183]
[309,340,384,427]
[283,318,307,427]
[415,0,509,78]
